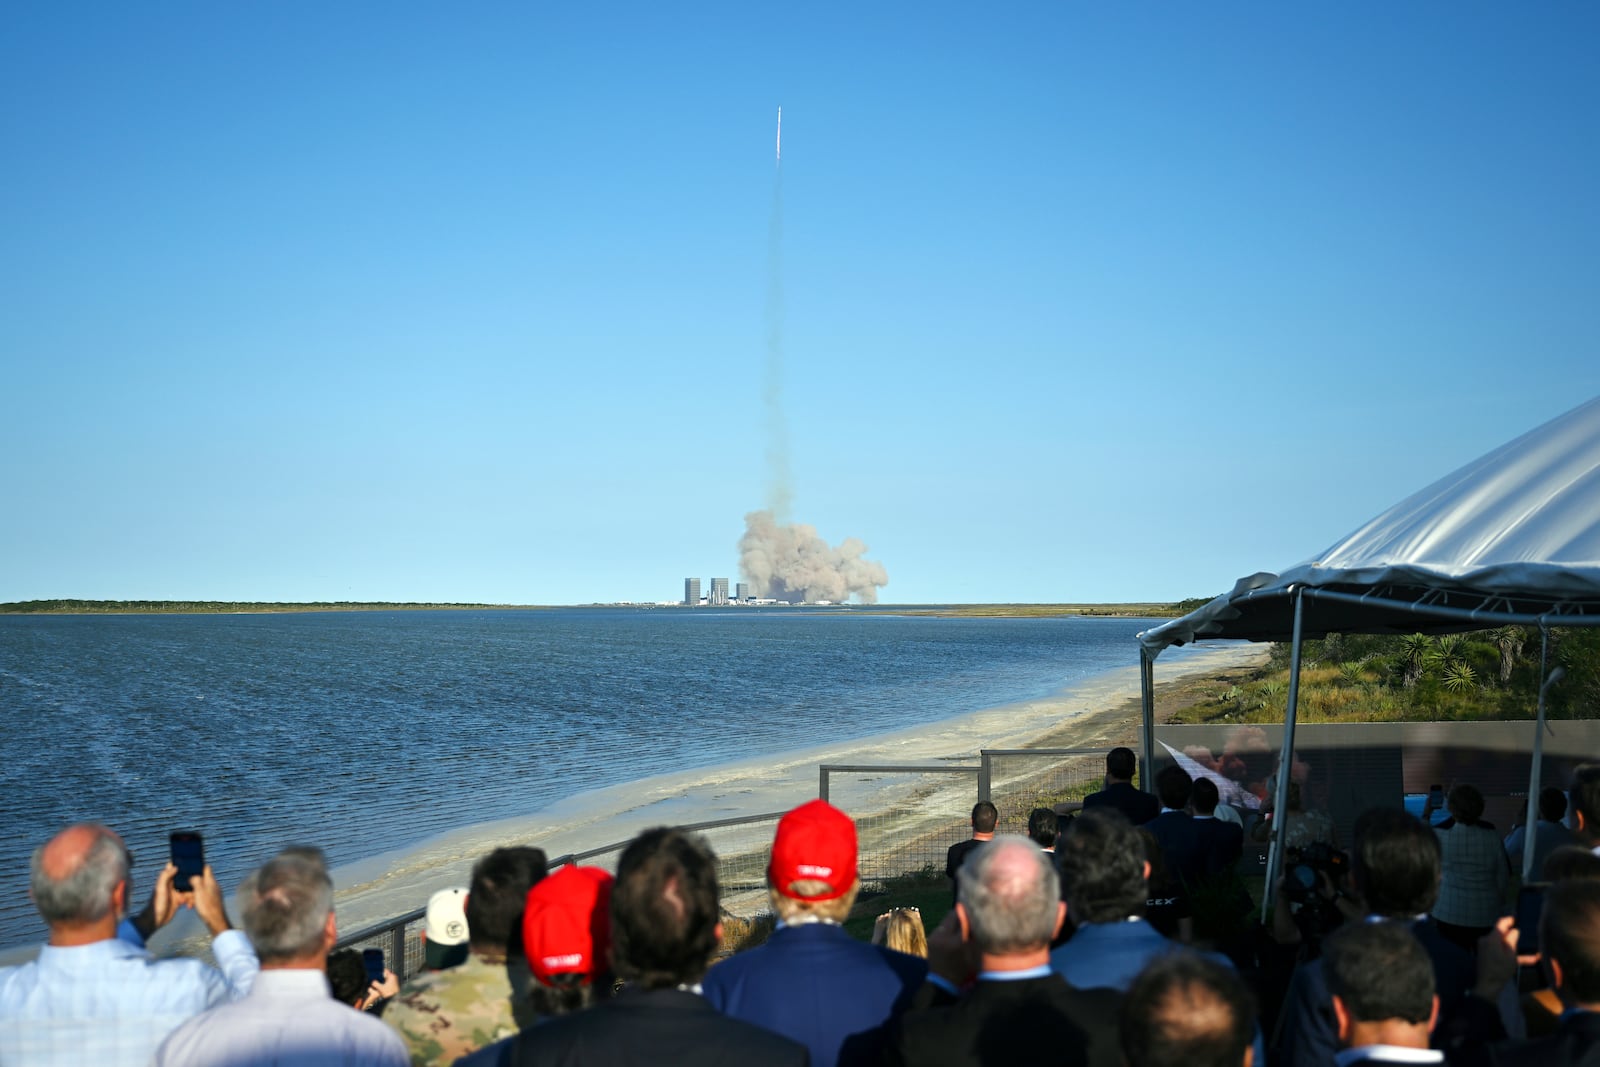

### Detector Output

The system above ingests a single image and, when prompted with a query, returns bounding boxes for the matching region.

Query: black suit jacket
[885,974,1123,1067]
[506,986,810,1067]
[1082,782,1159,826]
[1146,810,1207,889]
[1489,1009,1600,1067]
[1194,816,1245,876]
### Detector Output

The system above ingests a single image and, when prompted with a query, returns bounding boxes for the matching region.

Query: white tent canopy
[1132,394,1600,896]
[1140,394,1600,653]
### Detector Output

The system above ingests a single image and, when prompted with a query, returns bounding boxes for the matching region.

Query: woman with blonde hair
[872,906,928,958]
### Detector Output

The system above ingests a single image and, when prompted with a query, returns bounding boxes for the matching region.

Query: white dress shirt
[157,968,408,1067]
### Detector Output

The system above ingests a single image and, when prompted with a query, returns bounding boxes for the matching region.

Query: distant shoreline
[0,599,1204,618]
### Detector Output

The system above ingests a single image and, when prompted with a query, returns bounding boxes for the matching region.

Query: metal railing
[336,749,1121,980]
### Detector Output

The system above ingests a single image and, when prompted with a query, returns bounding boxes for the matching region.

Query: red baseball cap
[768,799,859,901]
[522,865,614,986]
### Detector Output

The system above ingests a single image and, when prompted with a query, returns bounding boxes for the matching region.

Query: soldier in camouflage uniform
[385,847,547,1066]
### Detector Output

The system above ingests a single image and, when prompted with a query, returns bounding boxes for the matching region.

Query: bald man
[0,823,258,1066]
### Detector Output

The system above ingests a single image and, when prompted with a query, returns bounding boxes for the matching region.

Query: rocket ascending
[776,106,782,162]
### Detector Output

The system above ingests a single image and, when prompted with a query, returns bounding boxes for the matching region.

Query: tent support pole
[1263,588,1306,929]
[1524,629,1555,883]
[1140,649,1157,794]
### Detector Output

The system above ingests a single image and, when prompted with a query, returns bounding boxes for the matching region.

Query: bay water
[0,607,1202,954]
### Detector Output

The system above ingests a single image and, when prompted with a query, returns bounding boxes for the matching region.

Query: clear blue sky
[4,3,1597,605]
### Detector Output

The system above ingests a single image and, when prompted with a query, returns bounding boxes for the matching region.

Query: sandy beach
[293,640,1271,941]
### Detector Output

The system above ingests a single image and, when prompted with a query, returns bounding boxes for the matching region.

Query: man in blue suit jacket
[703,799,926,1067]
[1082,747,1159,826]
[1145,765,1206,892]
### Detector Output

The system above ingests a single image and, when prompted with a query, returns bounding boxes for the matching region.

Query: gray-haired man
[157,848,407,1067]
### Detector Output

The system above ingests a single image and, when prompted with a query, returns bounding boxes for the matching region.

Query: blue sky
[4,3,1597,605]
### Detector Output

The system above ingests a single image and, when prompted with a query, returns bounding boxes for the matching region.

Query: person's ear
[1427,994,1440,1034]
[111,878,128,916]
[1549,955,1567,993]
[954,903,971,942]
[714,921,724,946]
[1051,900,1066,939]
[1331,995,1352,1044]
[1142,861,1151,882]
[322,911,337,951]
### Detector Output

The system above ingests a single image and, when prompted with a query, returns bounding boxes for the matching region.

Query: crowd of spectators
[5,757,1600,1067]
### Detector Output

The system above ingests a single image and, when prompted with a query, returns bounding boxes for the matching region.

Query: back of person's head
[1541,786,1569,824]
[1448,784,1485,825]
[466,846,548,954]
[1156,765,1193,811]
[610,826,720,989]
[30,823,128,926]
[325,948,368,1007]
[1057,808,1147,924]
[1351,807,1440,919]
[1544,846,1600,883]
[1570,765,1600,843]
[971,801,998,834]
[240,849,335,964]
[766,799,861,923]
[1191,777,1220,816]
[524,865,614,1016]
[956,836,1059,955]
[1120,950,1255,1067]
[1322,920,1436,1028]
[1028,807,1059,849]
[1107,747,1137,782]
[1542,878,1600,1005]
[883,907,927,958]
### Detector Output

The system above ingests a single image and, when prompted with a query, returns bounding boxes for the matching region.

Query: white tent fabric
[1141,395,1600,653]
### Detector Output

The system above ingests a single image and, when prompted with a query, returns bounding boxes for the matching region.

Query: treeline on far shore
[0,600,531,615]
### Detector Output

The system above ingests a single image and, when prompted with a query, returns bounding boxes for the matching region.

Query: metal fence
[335,748,1122,982]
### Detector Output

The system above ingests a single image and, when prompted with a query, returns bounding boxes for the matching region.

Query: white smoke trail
[738,510,889,605]
[765,131,791,519]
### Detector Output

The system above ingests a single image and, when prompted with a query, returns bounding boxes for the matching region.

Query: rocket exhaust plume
[739,510,890,604]
[742,107,890,605]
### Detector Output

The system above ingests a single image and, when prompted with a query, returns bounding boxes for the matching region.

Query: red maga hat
[522,865,614,986]
[768,798,859,901]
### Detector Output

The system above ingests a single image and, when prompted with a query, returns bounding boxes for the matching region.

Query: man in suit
[1322,919,1441,1067]
[1490,877,1600,1067]
[946,802,997,898]
[702,799,925,1067]
[504,826,808,1067]
[1121,951,1255,1067]
[1146,765,1206,891]
[1082,747,1159,826]
[887,836,1122,1067]
[1277,808,1500,1067]
[1193,777,1245,877]
[1569,764,1600,854]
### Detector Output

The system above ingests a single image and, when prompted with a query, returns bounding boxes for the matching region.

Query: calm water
[0,607,1166,952]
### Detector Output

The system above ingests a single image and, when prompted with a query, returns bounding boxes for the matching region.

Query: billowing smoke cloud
[739,509,889,604]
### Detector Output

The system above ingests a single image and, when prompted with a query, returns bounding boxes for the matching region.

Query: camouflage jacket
[384,951,535,1066]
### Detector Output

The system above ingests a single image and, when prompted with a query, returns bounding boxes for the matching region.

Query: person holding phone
[0,823,259,1066]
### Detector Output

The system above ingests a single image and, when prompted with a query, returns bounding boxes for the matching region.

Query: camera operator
[1276,807,1512,1067]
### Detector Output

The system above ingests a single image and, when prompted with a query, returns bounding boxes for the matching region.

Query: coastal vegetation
[0,599,542,614]
[1168,626,1600,725]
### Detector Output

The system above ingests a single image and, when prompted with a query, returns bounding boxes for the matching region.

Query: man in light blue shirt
[0,822,259,1066]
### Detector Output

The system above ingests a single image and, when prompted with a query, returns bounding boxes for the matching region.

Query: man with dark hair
[1147,765,1205,889]
[1568,765,1600,852]
[1278,807,1498,1067]
[157,848,407,1066]
[1028,808,1060,852]
[1321,921,1439,1066]
[1192,777,1245,877]
[946,802,999,895]
[506,827,807,1066]
[0,823,258,1065]
[704,799,925,1067]
[887,836,1122,1067]
[385,846,548,1065]
[1083,747,1159,826]
[1505,787,1574,878]
[1121,951,1255,1067]
[1490,878,1600,1065]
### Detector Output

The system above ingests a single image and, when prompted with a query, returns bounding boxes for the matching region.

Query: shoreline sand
[312,641,1269,938]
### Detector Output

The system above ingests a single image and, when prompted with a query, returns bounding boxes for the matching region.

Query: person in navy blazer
[1144,765,1206,891]
[1321,919,1450,1067]
[1191,777,1245,877]
[1081,747,1159,826]
[702,799,925,1067]
[502,827,807,1067]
